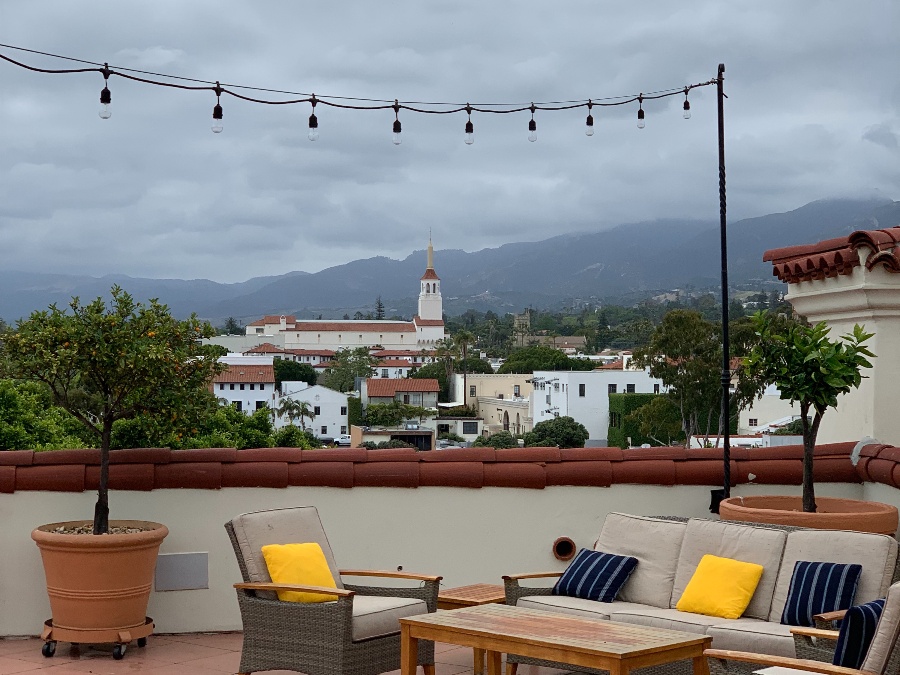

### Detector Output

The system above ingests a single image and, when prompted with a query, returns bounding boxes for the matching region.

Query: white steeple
[417,236,443,322]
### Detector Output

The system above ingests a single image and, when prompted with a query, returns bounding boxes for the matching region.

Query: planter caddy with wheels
[4,287,222,660]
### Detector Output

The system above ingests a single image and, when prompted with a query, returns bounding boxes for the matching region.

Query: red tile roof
[420,269,441,281]
[413,316,444,327]
[377,360,414,368]
[597,360,623,370]
[284,348,336,357]
[213,364,276,383]
[366,378,440,397]
[287,321,414,333]
[247,315,297,327]
[244,343,284,354]
[764,226,900,284]
[372,349,434,357]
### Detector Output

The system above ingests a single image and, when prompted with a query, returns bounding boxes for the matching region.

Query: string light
[0,44,719,142]
[392,99,402,145]
[528,103,537,142]
[211,82,224,134]
[98,63,112,119]
[464,104,474,145]
[308,94,319,141]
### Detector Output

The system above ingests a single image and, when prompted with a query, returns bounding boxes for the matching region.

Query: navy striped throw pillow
[780,561,863,627]
[833,598,886,669]
[552,549,638,602]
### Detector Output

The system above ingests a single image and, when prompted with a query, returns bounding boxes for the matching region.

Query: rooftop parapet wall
[1,442,893,493]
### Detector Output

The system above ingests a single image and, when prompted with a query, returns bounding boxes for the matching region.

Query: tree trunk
[800,403,821,513]
[94,419,112,534]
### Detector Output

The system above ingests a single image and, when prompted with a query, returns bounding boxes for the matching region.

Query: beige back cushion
[861,581,900,674]
[229,506,344,588]
[594,513,686,608]
[768,529,898,622]
[672,519,787,619]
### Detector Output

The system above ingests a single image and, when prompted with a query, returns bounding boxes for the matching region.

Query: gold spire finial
[427,235,434,270]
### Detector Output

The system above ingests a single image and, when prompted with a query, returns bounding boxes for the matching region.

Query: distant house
[212,355,276,414]
[278,381,350,438]
[362,378,440,409]
[373,359,414,379]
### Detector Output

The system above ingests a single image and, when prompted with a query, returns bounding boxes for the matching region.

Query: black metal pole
[717,63,731,508]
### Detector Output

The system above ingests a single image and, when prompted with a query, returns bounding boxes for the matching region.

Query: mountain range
[3,197,899,324]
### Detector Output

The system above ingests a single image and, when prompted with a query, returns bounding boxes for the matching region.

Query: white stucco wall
[2,481,866,637]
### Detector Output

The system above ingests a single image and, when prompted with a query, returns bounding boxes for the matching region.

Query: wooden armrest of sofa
[339,569,442,582]
[503,571,563,581]
[703,649,873,675]
[790,626,840,640]
[814,609,849,623]
[234,582,355,597]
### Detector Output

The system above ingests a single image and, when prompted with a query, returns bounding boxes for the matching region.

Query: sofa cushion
[706,618,796,657]
[673,518,786,619]
[861,581,900,675]
[352,595,427,642]
[780,561,862,626]
[676,554,764,620]
[553,549,638,602]
[769,530,897,622]
[595,513,687,608]
[833,598,885,669]
[608,607,723,634]
[517,595,653,620]
[261,542,339,603]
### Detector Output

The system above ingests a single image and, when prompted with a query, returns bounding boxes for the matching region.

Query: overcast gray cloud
[1,1,898,282]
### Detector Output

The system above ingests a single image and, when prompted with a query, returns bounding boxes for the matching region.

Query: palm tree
[277,398,315,430]
[454,330,476,409]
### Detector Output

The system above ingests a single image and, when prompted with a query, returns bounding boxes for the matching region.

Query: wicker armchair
[225,506,441,675]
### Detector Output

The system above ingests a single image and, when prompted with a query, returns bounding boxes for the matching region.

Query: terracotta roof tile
[377,360,414,368]
[366,378,440,397]
[287,321,414,333]
[420,269,441,280]
[284,348,336,356]
[764,226,900,283]
[413,316,444,326]
[212,364,276,383]
[247,315,297,327]
[244,343,284,354]
[372,349,435,357]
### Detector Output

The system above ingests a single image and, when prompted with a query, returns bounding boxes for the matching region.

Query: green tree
[318,347,376,392]
[375,296,385,320]
[277,398,315,430]
[365,401,435,427]
[745,311,874,512]
[274,359,317,390]
[473,431,517,448]
[624,395,685,447]
[272,424,314,448]
[0,380,87,450]
[3,286,222,533]
[220,317,242,334]
[497,344,592,373]
[409,362,450,402]
[454,329,476,411]
[523,416,589,448]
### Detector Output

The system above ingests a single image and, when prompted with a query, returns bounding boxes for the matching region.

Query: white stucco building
[277,381,350,439]
[212,355,277,415]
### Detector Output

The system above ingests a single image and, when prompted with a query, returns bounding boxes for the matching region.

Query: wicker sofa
[504,513,900,674]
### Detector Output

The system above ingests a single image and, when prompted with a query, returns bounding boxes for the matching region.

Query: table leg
[485,650,502,675]
[474,647,485,675]
[400,624,418,675]
[693,654,711,675]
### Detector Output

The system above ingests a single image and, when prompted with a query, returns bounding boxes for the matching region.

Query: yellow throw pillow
[676,554,764,619]
[261,542,339,603]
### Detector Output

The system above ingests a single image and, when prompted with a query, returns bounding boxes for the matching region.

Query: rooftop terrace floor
[0,633,575,674]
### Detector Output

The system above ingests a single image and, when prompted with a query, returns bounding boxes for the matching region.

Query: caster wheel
[113,644,126,660]
[41,641,57,658]
[137,637,147,648]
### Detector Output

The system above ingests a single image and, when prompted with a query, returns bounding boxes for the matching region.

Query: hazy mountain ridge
[2,198,898,324]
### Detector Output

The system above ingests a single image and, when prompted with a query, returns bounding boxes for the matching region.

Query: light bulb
[464,120,474,145]
[585,114,594,136]
[308,113,319,141]
[528,119,537,142]
[683,99,691,120]
[392,119,402,145]
[212,103,224,134]
[99,86,112,120]
[637,108,645,129]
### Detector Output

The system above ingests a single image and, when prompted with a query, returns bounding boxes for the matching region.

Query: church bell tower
[417,237,443,321]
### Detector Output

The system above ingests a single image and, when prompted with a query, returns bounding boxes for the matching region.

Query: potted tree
[3,286,222,658]
[719,310,898,534]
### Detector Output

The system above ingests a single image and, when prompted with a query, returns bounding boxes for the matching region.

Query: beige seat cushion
[861,581,900,675]
[769,529,898,622]
[352,596,428,641]
[706,618,795,657]
[516,595,654,621]
[594,514,687,608]
[672,519,787,620]
[608,607,722,634]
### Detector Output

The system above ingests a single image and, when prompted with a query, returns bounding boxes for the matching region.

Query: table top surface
[401,604,710,657]
[438,584,506,604]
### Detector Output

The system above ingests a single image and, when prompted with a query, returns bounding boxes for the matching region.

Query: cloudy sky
[1,1,898,283]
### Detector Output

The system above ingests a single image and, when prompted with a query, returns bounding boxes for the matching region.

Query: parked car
[335,434,353,446]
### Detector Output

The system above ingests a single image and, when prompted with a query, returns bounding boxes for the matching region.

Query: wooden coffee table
[400,603,712,675]
[437,584,506,674]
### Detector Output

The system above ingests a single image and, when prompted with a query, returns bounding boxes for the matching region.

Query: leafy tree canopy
[274,359,317,389]
[498,345,590,373]
[523,416,589,448]
[366,401,435,427]
[318,347,376,392]
[473,431,517,448]
[409,362,450,402]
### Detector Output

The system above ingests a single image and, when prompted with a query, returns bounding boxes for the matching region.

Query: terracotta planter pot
[719,496,899,535]
[32,521,168,634]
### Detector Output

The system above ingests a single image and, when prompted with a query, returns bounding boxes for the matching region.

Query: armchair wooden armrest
[790,626,840,640]
[502,571,563,581]
[339,569,442,583]
[814,609,849,623]
[703,649,873,675]
[234,582,355,598]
